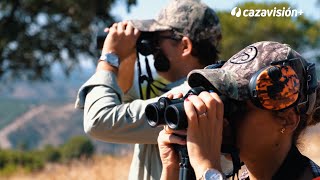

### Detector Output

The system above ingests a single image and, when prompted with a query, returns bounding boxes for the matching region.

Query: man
[75,0,222,179]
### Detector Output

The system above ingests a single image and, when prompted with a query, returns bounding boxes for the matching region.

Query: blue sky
[112,0,320,20]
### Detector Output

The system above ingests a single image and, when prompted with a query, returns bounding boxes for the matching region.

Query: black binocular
[97,32,157,56]
[145,87,241,130]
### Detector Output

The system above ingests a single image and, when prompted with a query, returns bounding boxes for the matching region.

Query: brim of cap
[129,19,172,32]
[187,69,247,101]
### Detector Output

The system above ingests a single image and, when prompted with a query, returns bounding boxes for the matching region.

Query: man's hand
[102,21,140,61]
[97,21,140,92]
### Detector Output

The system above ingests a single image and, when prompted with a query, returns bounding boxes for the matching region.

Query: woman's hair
[277,81,320,144]
[291,81,320,143]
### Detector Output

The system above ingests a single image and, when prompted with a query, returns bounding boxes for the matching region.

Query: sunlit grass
[3,154,133,180]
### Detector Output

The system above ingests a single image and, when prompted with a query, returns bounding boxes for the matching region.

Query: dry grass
[4,154,133,180]
[2,124,320,180]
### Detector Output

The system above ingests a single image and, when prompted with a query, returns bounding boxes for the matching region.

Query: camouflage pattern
[129,0,221,47]
[254,65,300,110]
[187,41,310,109]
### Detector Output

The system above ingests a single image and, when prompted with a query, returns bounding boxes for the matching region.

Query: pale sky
[112,0,320,20]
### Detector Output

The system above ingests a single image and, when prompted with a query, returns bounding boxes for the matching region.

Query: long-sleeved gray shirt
[75,70,190,180]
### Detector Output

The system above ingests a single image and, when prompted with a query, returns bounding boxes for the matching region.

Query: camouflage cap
[188,41,318,112]
[129,0,221,47]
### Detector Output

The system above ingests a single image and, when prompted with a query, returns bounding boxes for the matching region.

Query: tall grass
[4,154,133,180]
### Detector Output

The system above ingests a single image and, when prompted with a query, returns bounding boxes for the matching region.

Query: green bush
[41,145,61,163]
[0,136,95,176]
[60,136,95,161]
[0,149,44,175]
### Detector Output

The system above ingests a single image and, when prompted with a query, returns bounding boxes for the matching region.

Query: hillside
[0,65,319,162]
[0,66,133,154]
[0,98,132,154]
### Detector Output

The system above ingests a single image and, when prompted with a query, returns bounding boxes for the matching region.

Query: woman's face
[234,101,284,160]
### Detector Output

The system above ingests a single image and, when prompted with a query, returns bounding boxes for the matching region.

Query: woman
[157,41,320,180]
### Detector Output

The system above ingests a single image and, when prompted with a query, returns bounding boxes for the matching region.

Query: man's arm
[75,69,190,144]
[117,52,136,93]
[76,21,160,144]
[80,69,162,144]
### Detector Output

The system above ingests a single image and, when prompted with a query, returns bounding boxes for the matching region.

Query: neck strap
[137,54,169,99]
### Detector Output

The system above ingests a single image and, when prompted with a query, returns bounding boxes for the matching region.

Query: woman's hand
[184,91,224,179]
[158,126,187,180]
[158,93,185,180]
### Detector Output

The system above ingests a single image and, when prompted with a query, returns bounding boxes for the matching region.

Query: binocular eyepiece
[145,86,241,130]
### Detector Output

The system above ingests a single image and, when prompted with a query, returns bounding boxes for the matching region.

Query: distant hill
[0,66,132,154]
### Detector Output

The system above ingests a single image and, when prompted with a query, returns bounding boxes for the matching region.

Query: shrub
[41,145,61,163]
[0,149,44,175]
[60,136,94,161]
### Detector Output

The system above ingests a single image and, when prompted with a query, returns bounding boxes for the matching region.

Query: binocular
[97,32,157,56]
[145,87,241,130]
[145,87,205,130]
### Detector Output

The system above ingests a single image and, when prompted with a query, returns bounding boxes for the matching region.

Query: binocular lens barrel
[145,103,165,127]
[164,102,187,130]
[145,87,243,131]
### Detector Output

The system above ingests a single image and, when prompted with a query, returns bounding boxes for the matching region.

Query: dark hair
[293,81,320,143]
[190,38,221,66]
[274,81,320,144]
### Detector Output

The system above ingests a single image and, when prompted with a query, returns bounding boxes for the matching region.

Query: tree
[217,2,320,62]
[1,1,319,82]
[0,0,137,82]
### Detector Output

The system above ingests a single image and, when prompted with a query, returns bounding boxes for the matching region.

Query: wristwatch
[99,52,120,68]
[201,169,225,180]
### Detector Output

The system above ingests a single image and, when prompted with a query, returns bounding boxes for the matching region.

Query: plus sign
[298,10,304,16]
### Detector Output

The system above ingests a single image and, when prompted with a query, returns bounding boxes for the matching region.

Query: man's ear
[181,36,193,57]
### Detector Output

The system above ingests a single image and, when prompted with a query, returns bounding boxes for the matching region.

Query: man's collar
[165,77,187,90]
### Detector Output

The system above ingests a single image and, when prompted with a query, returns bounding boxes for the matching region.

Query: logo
[231,7,242,17]
[230,7,303,18]
[230,46,258,64]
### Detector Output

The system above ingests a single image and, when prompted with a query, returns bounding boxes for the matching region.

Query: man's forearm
[82,78,161,144]
[96,60,118,74]
[96,51,136,94]
[117,52,136,93]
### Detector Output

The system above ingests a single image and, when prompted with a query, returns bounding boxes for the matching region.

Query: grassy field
[4,154,133,180]
[2,140,320,180]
